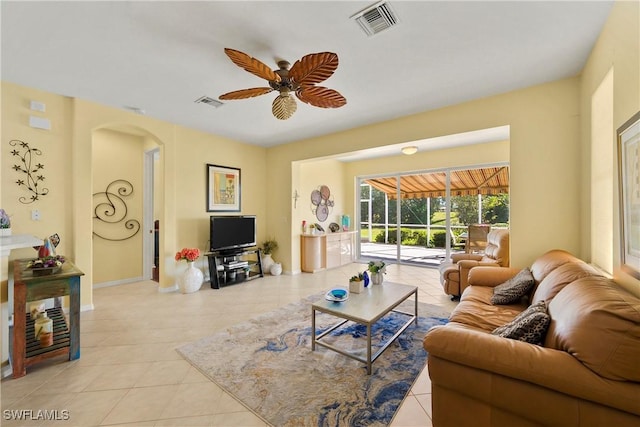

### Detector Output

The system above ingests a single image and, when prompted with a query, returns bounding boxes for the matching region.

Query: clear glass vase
[371,272,384,285]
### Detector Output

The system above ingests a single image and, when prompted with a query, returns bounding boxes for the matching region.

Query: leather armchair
[439,229,510,299]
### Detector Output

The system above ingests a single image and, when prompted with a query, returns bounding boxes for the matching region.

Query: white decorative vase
[270,262,282,276]
[349,280,364,294]
[371,272,384,285]
[180,261,203,294]
[0,228,11,237]
[262,253,274,274]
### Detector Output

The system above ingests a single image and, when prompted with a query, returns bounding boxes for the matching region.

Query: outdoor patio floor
[359,242,464,268]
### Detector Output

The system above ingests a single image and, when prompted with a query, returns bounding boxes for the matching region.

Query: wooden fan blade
[219,87,273,100]
[289,52,339,86]
[224,48,281,82]
[296,86,346,108]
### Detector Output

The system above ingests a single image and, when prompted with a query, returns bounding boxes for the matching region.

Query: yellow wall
[287,158,347,271]
[300,161,346,227]
[0,84,75,369]
[290,141,509,273]
[1,0,637,310]
[1,84,74,260]
[342,139,510,253]
[92,129,144,283]
[580,0,640,294]
[1,83,268,311]
[272,77,581,273]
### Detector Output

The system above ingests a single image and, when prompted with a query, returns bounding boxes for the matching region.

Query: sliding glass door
[358,165,509,267]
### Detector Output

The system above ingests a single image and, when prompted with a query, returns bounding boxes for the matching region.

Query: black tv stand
[205,247,263,289]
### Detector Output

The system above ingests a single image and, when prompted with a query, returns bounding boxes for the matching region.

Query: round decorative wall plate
[310,185,334,222]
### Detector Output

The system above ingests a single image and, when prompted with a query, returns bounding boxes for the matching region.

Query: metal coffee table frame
[311,282,418,374]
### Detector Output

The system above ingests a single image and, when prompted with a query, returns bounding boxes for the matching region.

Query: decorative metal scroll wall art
[9,139,49,204]
[310,185,334,222]
[92,180,141,241]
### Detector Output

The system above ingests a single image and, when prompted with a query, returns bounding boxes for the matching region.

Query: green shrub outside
[369,227,468,248]
[431,230,446,248]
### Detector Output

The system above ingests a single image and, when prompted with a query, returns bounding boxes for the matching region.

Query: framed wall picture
[617,111,640,279]
[207,164,241,212]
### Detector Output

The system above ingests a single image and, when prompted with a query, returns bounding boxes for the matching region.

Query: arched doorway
[91,125,162,287]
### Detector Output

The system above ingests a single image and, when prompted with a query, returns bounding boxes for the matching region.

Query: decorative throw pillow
[491,300,551,345]
[491,268,535,305]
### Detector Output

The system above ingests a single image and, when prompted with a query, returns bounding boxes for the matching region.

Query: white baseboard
[2,362,12,379]
[93,276,145,289]
[159,284,179,293]
[81,303,95,312]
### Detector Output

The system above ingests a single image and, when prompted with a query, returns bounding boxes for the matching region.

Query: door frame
[143,148,159,281]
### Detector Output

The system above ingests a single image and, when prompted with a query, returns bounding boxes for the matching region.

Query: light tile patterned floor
[1,262,457,426]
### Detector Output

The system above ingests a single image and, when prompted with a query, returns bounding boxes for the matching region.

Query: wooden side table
[11,258,84,378]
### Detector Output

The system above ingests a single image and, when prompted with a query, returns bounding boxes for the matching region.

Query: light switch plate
[30,100,46,112]
[29,115,51,130]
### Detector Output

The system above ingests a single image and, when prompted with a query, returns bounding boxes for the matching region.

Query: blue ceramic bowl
[325,287,349,302]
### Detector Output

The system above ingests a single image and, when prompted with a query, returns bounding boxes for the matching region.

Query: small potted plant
[0,209,11,237]
[349,272,366,293]
[368,260,386,285]
[260,238,278,273]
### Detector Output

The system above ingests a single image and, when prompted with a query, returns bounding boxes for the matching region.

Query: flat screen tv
[210,215,256,253]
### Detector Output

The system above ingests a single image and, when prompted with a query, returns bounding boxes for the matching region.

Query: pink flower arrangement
[175,248,200,262]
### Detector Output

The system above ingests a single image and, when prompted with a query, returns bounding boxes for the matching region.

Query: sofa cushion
[545,277,640,382]
[450,286,526,331]
[530,262,600,304]
[491,300,550,345]
[482,229,510,266]
[530,249,583,283]
[491,268,535,305]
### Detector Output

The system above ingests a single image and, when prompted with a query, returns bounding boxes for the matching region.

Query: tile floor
[1,262,457,426]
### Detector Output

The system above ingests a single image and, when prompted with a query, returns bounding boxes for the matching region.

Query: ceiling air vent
[123,105,146,115]
[195,96,224,108]
[352,1,398,37]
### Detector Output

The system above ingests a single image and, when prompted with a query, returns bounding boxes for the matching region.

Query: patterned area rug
[177,293,449,427]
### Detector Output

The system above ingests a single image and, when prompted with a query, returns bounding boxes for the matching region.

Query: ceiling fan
[219,48,347,120]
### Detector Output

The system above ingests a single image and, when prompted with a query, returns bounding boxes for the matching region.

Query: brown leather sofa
[439,229,510,299]
[424,249,640,427]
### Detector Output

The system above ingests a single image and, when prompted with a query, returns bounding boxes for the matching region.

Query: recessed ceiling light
[401,146,418,155]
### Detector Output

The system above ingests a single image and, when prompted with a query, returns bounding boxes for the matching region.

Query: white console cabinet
[300,231,356,273]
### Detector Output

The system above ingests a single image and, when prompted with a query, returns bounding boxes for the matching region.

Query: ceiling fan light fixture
[401,146,418,155]
[272,93,297,120]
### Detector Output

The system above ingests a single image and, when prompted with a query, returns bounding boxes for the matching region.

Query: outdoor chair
[450,229,466,251]
[465,224,491,253]
[439,229,510,300]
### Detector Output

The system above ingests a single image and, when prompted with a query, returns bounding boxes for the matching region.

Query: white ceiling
[1,1,613,149]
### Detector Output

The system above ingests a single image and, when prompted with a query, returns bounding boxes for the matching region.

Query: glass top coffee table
[311,281,418,374]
